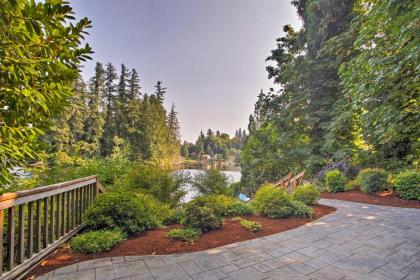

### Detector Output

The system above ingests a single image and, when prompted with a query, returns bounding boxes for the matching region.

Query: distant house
[201,154,212,161]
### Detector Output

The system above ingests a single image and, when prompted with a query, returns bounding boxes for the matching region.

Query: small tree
[191,169,230,196]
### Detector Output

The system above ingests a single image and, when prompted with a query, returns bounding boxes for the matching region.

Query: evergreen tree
[85,62,105,155]
[100,63,118,156]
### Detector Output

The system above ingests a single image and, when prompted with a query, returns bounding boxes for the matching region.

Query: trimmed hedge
[394,170,420,200]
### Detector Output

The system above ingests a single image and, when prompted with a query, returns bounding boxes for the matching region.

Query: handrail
[0,176,105,280]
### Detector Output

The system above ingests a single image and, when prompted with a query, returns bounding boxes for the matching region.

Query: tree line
[241,0,419,190]
[48,62,181,164]
[181,128,247,161]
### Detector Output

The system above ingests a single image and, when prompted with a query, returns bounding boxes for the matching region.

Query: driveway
[37,199,420,280]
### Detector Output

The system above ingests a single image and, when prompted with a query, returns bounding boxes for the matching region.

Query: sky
[70,0,301,142]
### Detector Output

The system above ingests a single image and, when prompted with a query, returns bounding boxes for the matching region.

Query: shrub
[292,184,320,205]
[289,201,313,218]
[226,200,253,216]
[70,229,126,253]
[394,170,420,200]
[136,193,172,225]
[227,182,242,197]
[357,168,388,195]
[251,184,290,216]
[167,228,201,242]
[124,164,188,207]
[83,192,158,234]
[191,169,230,196]
[206,194,236,217]
[252,184,314,219]
[239,219,262,232]
[163,208,185,225]
[345,179,359,191]
[325,170,347,192]
[182,196,223,231]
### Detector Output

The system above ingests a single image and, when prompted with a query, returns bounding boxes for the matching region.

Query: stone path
[37,199,420,280]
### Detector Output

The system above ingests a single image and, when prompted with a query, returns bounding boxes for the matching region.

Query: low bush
[182,196,223,232]
[357,168,388,195]
[167,228,201,242]
[226,200,253,216]
[289,201,313,218]
[70,229,126,253]
[292,184,320,205]
[83,192,158,234]
[251,184,311,219]
[163,208,185,225]
[239,219,262,232]
[136,193,172,225]
[206,194,236,217]
[345,179,359,191]
[394,170,420,200]
[325,170,347,192]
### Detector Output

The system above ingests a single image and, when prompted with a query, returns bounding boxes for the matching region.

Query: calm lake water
[175,162,242,202]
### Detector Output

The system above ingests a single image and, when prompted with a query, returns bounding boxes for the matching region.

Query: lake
[175,163,242,202]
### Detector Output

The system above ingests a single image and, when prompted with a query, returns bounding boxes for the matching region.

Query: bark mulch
[30,204,335,278]
[321,190,420,209]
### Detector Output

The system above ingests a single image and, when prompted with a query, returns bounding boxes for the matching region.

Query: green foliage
[345,179,359,191]
[227,182,243,197]
[251,184,310,219]
[122,164,188,206]
[394,170,420,200]
[182,196,223,232]
[191,169,230,196]
[163,208,185,225]
[292,184,320,205]
[325,170,347,193]
[226,200,253,216]
[251,184,290,217]
[357,168,388,195]
[167,228,201,242]
[83,192,158,234]
[135,193,173,225]
[0,0,92,185]
[70,229,126,254]
[289,201,313,218]
[238,219,262,232]
[340,0,419,168]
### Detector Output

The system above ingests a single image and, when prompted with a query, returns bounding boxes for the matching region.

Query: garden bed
[321,190,420,209]
[30,204,335,278]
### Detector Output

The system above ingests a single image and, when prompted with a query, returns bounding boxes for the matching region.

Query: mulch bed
[29,204,335,278]
[321,190,420,209]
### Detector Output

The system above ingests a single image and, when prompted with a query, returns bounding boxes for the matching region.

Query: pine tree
[154,81,166,105]
[100,63,118,156]
[85,62,105,155]
[115,64,131,138]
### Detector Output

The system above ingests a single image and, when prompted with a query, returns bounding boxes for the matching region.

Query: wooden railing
[274,171,305,194]
[0,176,105,280]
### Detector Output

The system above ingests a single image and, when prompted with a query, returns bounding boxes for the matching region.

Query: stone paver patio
[37,199,420,280]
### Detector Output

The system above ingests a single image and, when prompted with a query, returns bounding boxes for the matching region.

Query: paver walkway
[37,199,420,280]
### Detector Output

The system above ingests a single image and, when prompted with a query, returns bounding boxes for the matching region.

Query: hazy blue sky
[71,0,301,142]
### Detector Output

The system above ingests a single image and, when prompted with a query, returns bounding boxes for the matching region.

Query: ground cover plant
[167,228,201,242]
[235,218,262,232]
[70,229,126,254]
